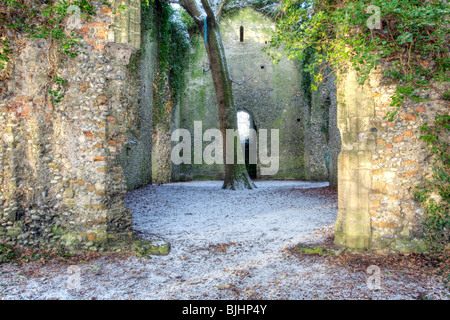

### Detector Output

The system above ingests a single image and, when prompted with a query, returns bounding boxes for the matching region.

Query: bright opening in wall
[237,110,257,179]
[237,111,250,143]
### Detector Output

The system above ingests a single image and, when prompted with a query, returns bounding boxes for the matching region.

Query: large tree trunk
[179,0,255,190]
[204,23,255,190]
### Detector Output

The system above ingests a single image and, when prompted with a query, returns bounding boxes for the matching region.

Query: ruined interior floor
[0,181,447,299]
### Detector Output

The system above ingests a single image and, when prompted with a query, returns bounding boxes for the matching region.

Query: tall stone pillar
[334,68,376,249]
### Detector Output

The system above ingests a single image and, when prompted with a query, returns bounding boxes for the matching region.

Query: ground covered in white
[0,181,448,300]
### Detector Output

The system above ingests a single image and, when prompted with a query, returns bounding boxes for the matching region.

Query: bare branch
[178,0,206,25]
[200,0,216,24]
[216,0,227,20]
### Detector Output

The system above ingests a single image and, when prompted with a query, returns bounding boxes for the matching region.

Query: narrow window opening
[239,26,244,42]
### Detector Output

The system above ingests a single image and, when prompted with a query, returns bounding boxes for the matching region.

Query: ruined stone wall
[303,69,341,185]
[172,8,337,182]
[152,123,174,183]
[171,32,223,181]
[118,3,156,190]
[327,72,341,188]
[0,0,150,251]
[2,2,438,253]
[334,65,448,251]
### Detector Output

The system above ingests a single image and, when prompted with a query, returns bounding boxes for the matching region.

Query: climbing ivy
[269,0,449,119]
[47,76,67,103]
[0,0,96,71]
[0,0,98,105]
[270,0,449,253]
[414,114,449,254]
[143,0,190,128]
[300,46,314,121]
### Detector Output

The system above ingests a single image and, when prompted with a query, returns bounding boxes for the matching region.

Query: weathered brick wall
[0,0,148,251]
[368,74,448,252]
[334,65,449,251]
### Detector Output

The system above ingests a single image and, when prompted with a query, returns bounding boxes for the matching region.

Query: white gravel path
[0,181,447,300]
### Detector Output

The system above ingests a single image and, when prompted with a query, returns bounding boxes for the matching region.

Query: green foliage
[271,0,449,253]
[416,113,450,254]
[419,114,450,201]
[0,244,17,263]
[413,185,429,203]
[48,76,68,104]
[0,39,12,67]
[144,0,190,128]
[0,243,74,264]
[443,89,450,101]
[269,0,449,120]
[300,46,314,115]
[422,201,449,254]
[224,0,281,17]
[0,0,96,71]
[103,0,128,15]
[179,7,197,32]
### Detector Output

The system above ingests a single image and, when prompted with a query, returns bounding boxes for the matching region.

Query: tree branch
[216,0,227,20]
[200,0,216,24]
[178,0,206,26]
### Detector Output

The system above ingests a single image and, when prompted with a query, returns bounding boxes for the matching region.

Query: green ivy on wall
[0,0,98,103]
[415,114,449,254]
[270,0,449,253]
[0,0,96,71]
[269,0,449,118]
[142,0,190,129]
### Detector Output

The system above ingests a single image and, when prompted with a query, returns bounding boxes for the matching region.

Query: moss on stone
[6,230,20,237]
[295,245,324,255]
[392,239,428,253]
[96,230,108,243]
[294,244,345,256]
[132,239,171,257]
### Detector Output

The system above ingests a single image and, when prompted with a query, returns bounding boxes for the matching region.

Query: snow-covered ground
[0,181,447,299]
[131,180,335,250]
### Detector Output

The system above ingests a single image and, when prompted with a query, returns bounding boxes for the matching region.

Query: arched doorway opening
[237,110,257,179]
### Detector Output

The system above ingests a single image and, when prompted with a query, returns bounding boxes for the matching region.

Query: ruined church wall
[334,65,448,251]
[0,0,150,250]
[303,69,341,186]
[173,8,337,182]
